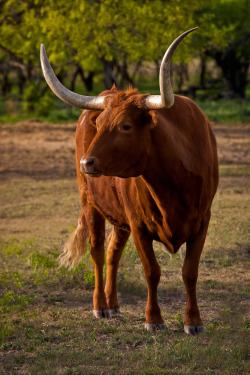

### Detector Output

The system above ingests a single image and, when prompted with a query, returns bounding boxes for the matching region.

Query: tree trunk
[207,33,250,99]
[102,59,117,90]
[70,65,94,92]
[1,71,10,95]
[200,55,206,88]
[214,50,249,98]
[118,57,133,87]
[70,67,80,92]
[84,72,94,92]
[17,68,26,94]
[174,63,189,92]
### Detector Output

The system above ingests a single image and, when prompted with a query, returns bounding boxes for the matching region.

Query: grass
[0,121,249,374]
[196,98,250,123]
[219,164,250,177]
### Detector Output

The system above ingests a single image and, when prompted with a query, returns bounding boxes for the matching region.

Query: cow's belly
[118,176,202,253]
[85,175,200,252]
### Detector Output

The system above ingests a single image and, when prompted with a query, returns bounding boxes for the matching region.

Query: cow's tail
[58,214,89,269]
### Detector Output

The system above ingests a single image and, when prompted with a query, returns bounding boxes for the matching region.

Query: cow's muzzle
[80,157,103,177]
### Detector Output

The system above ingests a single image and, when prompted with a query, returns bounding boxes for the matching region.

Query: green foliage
[0,291,33,314]
[0,271,24,288]
[1,238,35,258]
[174,313,184,327]
[35,91,57,116]
[0,0,249,116]
[0,323,12,347]
[0,237,95,287]
[195,0,250,52]
[0,0,199,72]
[28,249,58,271]
[83,270,95,286]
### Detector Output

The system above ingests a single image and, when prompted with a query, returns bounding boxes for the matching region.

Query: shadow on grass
[118,278,147,301]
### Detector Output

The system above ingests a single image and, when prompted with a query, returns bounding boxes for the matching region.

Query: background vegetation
[0,0,249,122]
[0,1,249,374]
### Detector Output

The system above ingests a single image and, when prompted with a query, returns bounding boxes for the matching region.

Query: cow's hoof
[93,309,111,319]
[144,323,166,331]
[110,308,122,315]
[184,325,205,335]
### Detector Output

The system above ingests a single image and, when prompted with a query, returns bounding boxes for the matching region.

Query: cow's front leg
[132,226,166,331]
[182,213,210,335]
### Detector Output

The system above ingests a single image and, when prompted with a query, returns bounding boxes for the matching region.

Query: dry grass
[0,120,249,374]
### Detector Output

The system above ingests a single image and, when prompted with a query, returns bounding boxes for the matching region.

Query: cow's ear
[147,110,157,129]
[89,111,101,128]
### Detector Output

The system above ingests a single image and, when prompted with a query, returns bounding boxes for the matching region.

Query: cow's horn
[40,44,106,110]
[144,28,198,110]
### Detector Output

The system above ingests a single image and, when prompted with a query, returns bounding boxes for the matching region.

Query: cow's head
[80,88,157,177]
[40,28,197,177]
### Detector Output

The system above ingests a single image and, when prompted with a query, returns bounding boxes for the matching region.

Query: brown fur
[65,88,218,331]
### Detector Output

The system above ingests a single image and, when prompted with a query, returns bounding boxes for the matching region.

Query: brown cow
[41,29,218,335]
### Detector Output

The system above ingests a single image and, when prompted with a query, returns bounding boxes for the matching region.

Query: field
[0,119,249,374]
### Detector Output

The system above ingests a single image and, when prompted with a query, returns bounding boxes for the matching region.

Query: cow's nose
[80,157,101,176]
[80,157,95,172]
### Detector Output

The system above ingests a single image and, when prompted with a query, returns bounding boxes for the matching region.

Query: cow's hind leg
[85,206,110,318]
[182,213,210,335]
[105,227,130,314]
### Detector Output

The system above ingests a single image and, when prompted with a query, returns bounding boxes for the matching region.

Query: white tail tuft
[58,216,89,269]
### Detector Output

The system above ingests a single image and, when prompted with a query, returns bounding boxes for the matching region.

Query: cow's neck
[142,124,181,209]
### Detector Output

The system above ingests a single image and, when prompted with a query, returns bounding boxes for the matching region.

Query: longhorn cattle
[41,28,218,335]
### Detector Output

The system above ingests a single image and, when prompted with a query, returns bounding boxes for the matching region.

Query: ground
[0,120,249,375]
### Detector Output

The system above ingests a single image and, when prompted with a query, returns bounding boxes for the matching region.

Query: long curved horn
[40,44,106,110]
[144,28,198,110]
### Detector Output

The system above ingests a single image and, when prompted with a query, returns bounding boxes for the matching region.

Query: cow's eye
[119,124,132,132]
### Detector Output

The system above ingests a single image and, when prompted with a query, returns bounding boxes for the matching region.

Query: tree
[0,0,248,101]
[195,0,250,98]
[0,0,200,96]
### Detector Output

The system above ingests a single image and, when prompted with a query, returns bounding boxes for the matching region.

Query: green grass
[0,182,249,374]
[197,98,250,123]
[219,164,250,177]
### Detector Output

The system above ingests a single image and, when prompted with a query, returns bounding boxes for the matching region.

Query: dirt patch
[1,120,249,182]
[214,123,250,165]
[0,120,76,180]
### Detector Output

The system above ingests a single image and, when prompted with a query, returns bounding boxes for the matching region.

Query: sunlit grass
[197,98,250,123]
